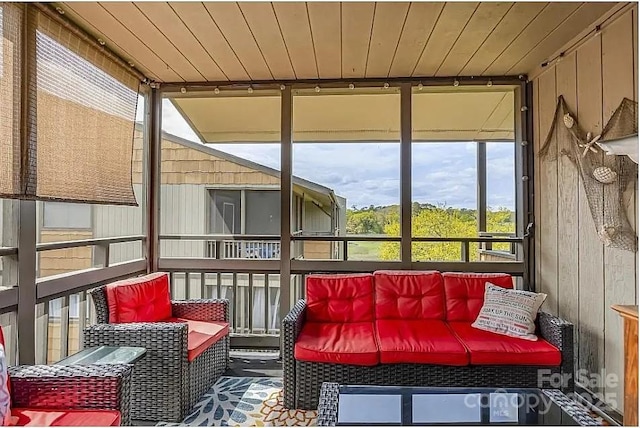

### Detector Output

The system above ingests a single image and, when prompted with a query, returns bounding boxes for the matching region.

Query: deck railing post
[146,86,161,273]
[400,83,412,268]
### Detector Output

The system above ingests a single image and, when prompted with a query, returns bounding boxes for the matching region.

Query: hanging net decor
[540,96,638,252]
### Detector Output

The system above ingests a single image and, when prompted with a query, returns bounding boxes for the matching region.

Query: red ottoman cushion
[11,409,121,426]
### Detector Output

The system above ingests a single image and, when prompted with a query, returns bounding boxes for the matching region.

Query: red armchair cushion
[448,322,561,366]
[105,272,172,323]
[376,320,468,365]
[294,322,379,366]
[374,271,445,320]
[165,318,229,361]
[11,409,121,426]
[443,272,513,321]
[305,274,374,323]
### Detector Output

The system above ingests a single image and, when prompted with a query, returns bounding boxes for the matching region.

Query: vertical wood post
[400,83,412,268]
[279,86,293,352]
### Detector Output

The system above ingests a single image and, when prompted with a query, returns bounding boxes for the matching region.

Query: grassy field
[347,241,388,261]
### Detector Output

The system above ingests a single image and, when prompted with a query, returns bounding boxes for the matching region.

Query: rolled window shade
[0,3,23,198]
[34,10,140,205]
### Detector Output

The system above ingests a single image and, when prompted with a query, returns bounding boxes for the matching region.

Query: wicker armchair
[9,364,132,426]
[85,285,230,423]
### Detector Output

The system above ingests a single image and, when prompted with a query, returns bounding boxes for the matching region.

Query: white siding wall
[160,184,208,258]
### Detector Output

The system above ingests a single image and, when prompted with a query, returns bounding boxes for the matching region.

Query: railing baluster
[35,303,49,364]
[461,241,470,262]
[248,273,254,334]
[200,272,206,298]
[185,272,191,300]
[60,296,70,359]
[264,274,270,334]
[232,273,238,332]
[78,291,86,350]
[170,272,176,296]
[216,272,221,299]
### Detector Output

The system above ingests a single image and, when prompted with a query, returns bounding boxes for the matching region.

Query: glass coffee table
[55,346,146,365]
[317,383,600,426]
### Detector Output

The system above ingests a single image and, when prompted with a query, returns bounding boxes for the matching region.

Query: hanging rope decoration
[539,96,638,252]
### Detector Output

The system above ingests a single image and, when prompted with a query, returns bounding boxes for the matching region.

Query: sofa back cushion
[374,271,445,320]
[443,272,513,321]
[306,274,374,323]
[105,272,172,323]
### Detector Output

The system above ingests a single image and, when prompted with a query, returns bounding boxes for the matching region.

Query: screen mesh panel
[0,3,22,198]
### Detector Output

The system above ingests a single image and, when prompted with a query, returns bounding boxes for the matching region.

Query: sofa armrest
[172,299,229,322]
[538,311,574,391]
[9,364,133,425]
[83,322,188,357]
[282,300,307,408]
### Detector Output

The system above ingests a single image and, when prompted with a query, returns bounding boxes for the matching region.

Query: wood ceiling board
[61,2,175,82]
[203,2,273,80]
[238,2,295,80]
[511,2,618,75]
[99,2,203,81]
[170,2,250,81]
[388,2,444,77]
[412,2,479,77]
[365,2,410,78]
[135,2,226,82]
[307,2,342,79]
[435,2,513,77]
[459,2,546,76]
[272,2,318,79]
[482,2,581,76]
[341,2,376,79]
[481,92,514,130]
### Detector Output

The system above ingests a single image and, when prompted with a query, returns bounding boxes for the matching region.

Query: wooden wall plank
[365,2,410,78]
[99,2,204,81]
[536,68,558,315]
[388,2,444,78]
[554,52,579,365]
[460,2,545,76]
[412,2,478,77]
[204,3,273,80]
[307,2,342,79]
[135,3,226,81]
[435,2,512,77]
[171,2,250,81]
[484,2,580,76]
[341,2,375,79]
[272,3,318,79]
[601,10,636,412]
[510,3,618,76]
[575,34,605,393]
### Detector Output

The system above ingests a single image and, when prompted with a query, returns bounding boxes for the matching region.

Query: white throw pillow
[0,344,10,426]
[472,282,547,341]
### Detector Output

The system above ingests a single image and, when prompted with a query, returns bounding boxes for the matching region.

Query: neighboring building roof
[140,124,336,200]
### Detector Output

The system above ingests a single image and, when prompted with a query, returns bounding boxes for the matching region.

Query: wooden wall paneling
[171,2,250,81]
[601,11,637,412]
[271,3,318,79]
[388,2,444,78]
[99,2,203,81]
[575,34,605,393]
[62,2,172,82]
[460,2,545,76]
[341,2,375,79]
[510,3,618,75]
[306,2,342,79]
[364,2,410,78]
[203,3,273,80]
[435,2,512,77]
[412,2,478,77]
[632,6,638,303]
[536,68,559,315]
[554,51,580,364]
[484,2,580,76]
[135,3,225,81]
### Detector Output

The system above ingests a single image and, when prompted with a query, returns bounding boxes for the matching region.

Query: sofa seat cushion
[443,273,514,322]
[294,322,379,366]
[166,318,229,362]
[306,274,374,323]
[11,409,121,426]
[374,271,445,320]
[105,272,172,323]
[376,320,468,365]
[449,322,561,366]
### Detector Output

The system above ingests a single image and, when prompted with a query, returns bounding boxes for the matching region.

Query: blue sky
[158,99,515,210]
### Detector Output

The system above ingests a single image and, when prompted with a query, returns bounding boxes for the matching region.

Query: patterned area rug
[158,377,317,427]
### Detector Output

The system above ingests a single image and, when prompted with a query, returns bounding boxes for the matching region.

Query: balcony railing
[205,240,281,260]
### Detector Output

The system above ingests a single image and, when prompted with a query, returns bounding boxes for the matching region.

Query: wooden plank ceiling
[58,1,620,83]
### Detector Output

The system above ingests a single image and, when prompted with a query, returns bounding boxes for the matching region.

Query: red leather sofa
[1,328,132,426]
[283,271,574,410]
[86,272,230,422]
